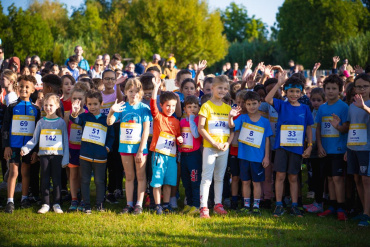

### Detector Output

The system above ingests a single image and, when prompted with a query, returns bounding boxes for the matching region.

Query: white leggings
[200,147,229,208]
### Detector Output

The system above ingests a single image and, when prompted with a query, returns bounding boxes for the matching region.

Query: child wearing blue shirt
[315,74,348,220]
[107,78,152,215]
[229,91,272,215]
[265,72,314,217]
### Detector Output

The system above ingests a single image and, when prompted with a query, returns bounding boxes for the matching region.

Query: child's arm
[265,71,286,105]
[332,56,340,74]
[20,121,41,156]
[353,94,370,114]
[302,125,313,158]
[2,104,13,160]
[189,115,200,138]
[329,114,349,133]
[105,125,115,153]
[312,63,320,85]
[135,121,150,164]
[175,93,182,118]
[107,99,125,126]
[260,65,272,85]
[150,78,161,118]
[195,60,207,90]
[228,107,241,128]
[116,85,124,103]
[61,121,69,167]
[198,115,222,150]
[316,123,327,158]
[222,128,234,151]
[69,100,84,125]
[262,137,270,168]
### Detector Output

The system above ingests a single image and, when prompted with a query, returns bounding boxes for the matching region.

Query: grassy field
[1,172,370,246]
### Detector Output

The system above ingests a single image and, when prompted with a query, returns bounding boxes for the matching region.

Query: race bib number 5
[155,132,176,157]
[69,123,82,145]
[348,124,367,146]
[280,125,304,146]
[40,129,63,151]
[11,115,35,136]
[82,122,107,146]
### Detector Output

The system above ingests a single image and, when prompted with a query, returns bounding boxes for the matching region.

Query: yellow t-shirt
[199,100,232,148]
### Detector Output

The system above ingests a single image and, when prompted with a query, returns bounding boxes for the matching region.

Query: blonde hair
[212,75,230,89]
[124,78,144,100]
[2,69,17,83]
[95,58,103,66]
[71,83,89,98]
[43,93,62,117]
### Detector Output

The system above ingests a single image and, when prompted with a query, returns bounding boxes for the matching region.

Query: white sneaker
[0,181,7,190]
[169,197,178,209]
[15,183,22,192]
[38,204,50,214]
[53,204,63,214]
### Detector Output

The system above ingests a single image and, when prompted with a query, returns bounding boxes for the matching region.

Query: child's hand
[31,152,38,164]
[333,56,340,64]
[4,147,12,160]
[246,74,255,89]
[20,150,25,156]
[110,99,125,113]
[116,74,128,85]
[220,142,229,151]
[229,106,241,117]
[135,152,144,164]
[264,65,272,77]
[177,136,183,144]
[318,144,327,158]
[197,60,207,73]
[278,71,287,86]
[302,146,312,158]
[329,113,341,130]
[354,65,364,74]
[344,151,347,162]
[313,63,321,71]
[262,156,270,168]
[71,99,81,115]
[152,77,161,88]
[353,94,365,109]
[212,142,222,150]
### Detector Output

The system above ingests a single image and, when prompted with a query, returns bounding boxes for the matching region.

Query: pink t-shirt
[101,91,116,116]
[179,116,202,153]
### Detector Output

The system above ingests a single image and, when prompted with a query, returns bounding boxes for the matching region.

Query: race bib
[238,123,264,148]
[208,117,230,137]
[100,101,114,115]
[321,117,339,137]
[312,123,317,143]
[120,122,141,144]
[348,124,367,146]
[81,122,107,146]
[232,131,239,147]
[69,123,83,145]
[270,116,278,137]
[280,125,304,146]
[11,115,35,136]
[181,127,193,149]
[149,121,153,137]
[40,129,63,151]
[155,132,176,157]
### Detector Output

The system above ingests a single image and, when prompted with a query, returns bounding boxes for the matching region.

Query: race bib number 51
[82,122,107,146]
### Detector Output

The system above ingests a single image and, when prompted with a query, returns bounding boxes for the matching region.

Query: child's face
[86,97,101,115]
[143,89,153,101]
[37,91,44,101]
[324,82,340,102]
[306,89,312,98]
[160,99,177,117]
[310,93,324,110]
[22,67,30,75]
[30,67,38,77]
[62,78,74,95]
[203,82,212,95]
[245,99,261,114]
[0,75,11,88]
[232,84,241,94]
[181,82,196,97]
[211,82,228,99]
[236,96,246,112]
[125,85,141,104]
[354,79,370,99]
[18,80,35,100]
[43,84,53,95]
[69,62,78,70]
[184,103,199,116]
[51,65,59,75]
[256,89,266,102]
[61,68,71,76]
[286,88,301,104]
[72,92,86,108]
[176,74,192,87]
[102,72,116,90]
[43,98,58,116]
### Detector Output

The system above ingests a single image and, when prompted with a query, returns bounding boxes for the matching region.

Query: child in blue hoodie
[70,90,114,214]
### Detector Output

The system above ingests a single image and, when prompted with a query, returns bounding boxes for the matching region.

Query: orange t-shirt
[149,98,181,152]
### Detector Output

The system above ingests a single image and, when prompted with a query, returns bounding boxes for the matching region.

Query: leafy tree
[221,2,267,42]
[120,0,228,67]
[334,32,370,67]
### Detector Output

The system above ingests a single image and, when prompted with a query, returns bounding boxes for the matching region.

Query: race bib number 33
[11,115,35,136]
[82,122,107,146]
[280,125,304,147]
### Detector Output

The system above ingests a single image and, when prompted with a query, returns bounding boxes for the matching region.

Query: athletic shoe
[28,195,41,204]
[133,205,143,215]
[38,204,50,214]
[303,203,314,210]
[96,204,106,212]
[337,210,347,221]
[5,202,15,213]
[0,181,7,190]
[223,198,231,209]
[251,207,261,215]
[231,200,238,210]
[21,198,31,209]
[61,190,70,202]
[121,205,134,214]
[214,203,227,215]
[77,201,85,212]
[283,197,292,208]
[306,202,323,213]
[273,205,285,217]
[84,205,92,214]
[358,214,370,227]
[15,183,22,193]
[352,213,364,221]
[239,206,250,214]
[53,204,63,214]
[163,205,174,215]
[106,193,118,204]
[188,206,200,215]
[155,205,163,215]
[69,200,78,212]
[169,197,178,209]
[200,207,210,219]
[182,205,192,214]
[114,189,124,200]
[317,207,336,217]
[306,191,315,199]
[290,206,303,217]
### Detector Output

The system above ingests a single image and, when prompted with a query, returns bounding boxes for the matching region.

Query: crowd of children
[1,52,370,227]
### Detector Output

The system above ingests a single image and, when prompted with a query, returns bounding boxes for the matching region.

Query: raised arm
[312,63,321,85]
[265,71,286,105]
[107,99,125,126]
[332,56,340,74]
[195,60,207,90]
[228,106,241,128]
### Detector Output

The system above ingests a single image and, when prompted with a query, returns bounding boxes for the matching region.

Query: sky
[1,0,284,28]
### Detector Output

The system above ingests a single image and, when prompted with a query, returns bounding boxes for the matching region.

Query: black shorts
[321,154,345,177]
[273,148,302,175]
[9,148,32,164]
[347,149,370,176]
[228,155,240,177]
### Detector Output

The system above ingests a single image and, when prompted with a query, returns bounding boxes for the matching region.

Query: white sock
[7,198,14,203]
[136,201,143,207]
[21,195,28,201]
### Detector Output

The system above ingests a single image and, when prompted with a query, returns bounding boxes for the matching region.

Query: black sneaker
[133,205,143,215]
[163,205,174,215]
[5,202,15,213]
[155,205,163,215]
[121,205,134,214]
[106,193,118,204]
[251,207,261,215]
[290,206,303,217]
[61,190,71,202]
[273,205,285,217]
[21,198,31,209]
[84,205,92,214]
[231,200,238,210]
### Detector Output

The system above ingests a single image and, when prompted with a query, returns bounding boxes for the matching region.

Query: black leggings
[106,122,123,194]
[311,158,325,203]
[40,155,63,205]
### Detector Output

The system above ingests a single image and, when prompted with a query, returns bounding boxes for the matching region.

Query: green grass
[1,172,370,246]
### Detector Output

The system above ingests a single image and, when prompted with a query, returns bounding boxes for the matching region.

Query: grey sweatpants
[80,159,106,206]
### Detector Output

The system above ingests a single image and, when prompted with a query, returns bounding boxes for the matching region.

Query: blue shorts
[228,155,240,177]
[150,152,177,187]
[347,149,370,177]
[240,159,265,182]
[69,148,81,166]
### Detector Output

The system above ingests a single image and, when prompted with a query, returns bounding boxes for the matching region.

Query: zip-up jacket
[70,112,114,163]
[2,98,40,148]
